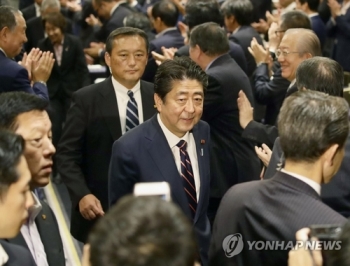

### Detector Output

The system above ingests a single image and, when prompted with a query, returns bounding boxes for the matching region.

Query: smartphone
[133,182,171,202]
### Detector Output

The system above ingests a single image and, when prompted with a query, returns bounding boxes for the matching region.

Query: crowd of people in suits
[0,0,350,265]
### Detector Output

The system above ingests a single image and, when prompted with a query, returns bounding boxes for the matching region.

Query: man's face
[155,79,204,138]
[3,14,27,58]
[105,35,148,89]
[92,0,110,19]
[15,110,55,188]
[0,156,33,238]
[224,15,235,33]
[295,0,307,12]
[277,34,310,81]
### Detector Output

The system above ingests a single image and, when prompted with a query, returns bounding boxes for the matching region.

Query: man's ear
[154,93,163,112]
[104,52,111,67]
[323,144,340,167]
[0,26,9,40]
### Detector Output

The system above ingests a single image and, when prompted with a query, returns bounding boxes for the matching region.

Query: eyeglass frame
[275,49,303,58]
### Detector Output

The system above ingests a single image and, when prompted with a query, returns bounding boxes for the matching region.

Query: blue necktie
[126,90,139,132]
[177,140,197,219]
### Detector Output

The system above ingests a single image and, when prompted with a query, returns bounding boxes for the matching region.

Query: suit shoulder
[74,80,107,98]
[141,80,154,89]
[0,240,35,265]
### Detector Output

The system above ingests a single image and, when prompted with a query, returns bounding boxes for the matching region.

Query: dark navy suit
[310,14,326,49]
[0,50,49,100]
[142,28,184,82]
[0,240,36,266]
[109,115,211,265]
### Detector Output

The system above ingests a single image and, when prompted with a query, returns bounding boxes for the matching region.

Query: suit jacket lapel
[140,81,155,120]
[60,35,70,70]
[146,116,192,219]
[98,77,122,140]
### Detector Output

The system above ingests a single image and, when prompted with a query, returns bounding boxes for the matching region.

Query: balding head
[277,28,321,81]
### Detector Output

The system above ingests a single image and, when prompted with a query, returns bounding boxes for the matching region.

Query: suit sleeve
[228,41,247,74]
[333,14,350,38]
[201,75,224,122]
[253,64,290,105]
[56,92,91,209]
[241,120,278,148]
[12,67,49,100]
[108,139,139,207]
[264,137,283,179]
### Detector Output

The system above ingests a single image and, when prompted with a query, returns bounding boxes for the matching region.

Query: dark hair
[105,27,149,54]
[151,0,179,27]
[88,196,198,266]
[280,10,312,31]
[296,57,344,97]
[185,0,224,30]
[221,0,254,26]
[0,6,20,31]
[42,11,67,33]
[298,0,319,12]
[124,13,152,32]
[278,91,349,163]
[154,57,208,102]
[189,22,229,56]
[0,92,48,131]
[0,130,25,199]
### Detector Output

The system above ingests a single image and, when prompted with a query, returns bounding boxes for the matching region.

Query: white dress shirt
[112,77,144,135]
[20,192,49,266]
[35,3,41,17]
[281,169,321,195]
[0,244,8,266]
[157,114,201,200]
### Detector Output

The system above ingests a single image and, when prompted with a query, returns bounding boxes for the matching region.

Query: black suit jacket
[37,34,90,99]
[142,28,184,82]
[7,200,65,266]
[204,54,261,198]
[21,4,36,21]
[175,41,247,74]
[0,240,36,266]
[229,25,263,77]
[108,116,211,265]
[209,171,347,266]
[56,77,156,243]
[311,15,326,49]
[95,5,132,42]
[265,134,350,218]
[25,16,73,53]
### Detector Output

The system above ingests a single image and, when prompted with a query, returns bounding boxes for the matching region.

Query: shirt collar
[34,2,41,17]
[281,169,321,195]
[308,13,319,18]
[0,48,7,57]
[205,55,222,72]
[156,27,178,38]
[112,76,140,96]
[0,244,9,265]
[157,113,190,148]
[27,192,42,222]
[289,78,296,88]
[232,26,241,34]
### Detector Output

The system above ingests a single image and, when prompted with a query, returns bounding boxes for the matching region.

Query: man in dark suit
[25,0,73,53]
[209,90,348,266]
[142,0,184,82]
[56,27,156,243]
[109,57,210,265]
[175,0,247,74]
[0,131,36,266]
[240,28,321,148]
[222,0,263,77]
[92,0,133,42]
[188,22,260,225]
[262,57,350,219]
[0,6,53,100]
[0,92,65,266]
[21,0,42,21]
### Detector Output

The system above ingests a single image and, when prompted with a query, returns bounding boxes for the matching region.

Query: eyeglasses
[275,49,301,58]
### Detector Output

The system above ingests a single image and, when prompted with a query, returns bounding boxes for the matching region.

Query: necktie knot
[127,90,134,98]
[176,140,187,150]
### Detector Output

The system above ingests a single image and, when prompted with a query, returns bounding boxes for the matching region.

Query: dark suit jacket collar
[272,171,321,200]
[206,53,231,71]
[145,115,208,222]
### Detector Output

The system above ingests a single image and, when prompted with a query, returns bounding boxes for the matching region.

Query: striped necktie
[177,140,197,219]
[126,90,139,132]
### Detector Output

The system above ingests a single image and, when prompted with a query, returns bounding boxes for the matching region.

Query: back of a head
[0,6,19,32]
[0,92,48,131]
[185,0,223,30]
[221,0,254,26]
[124,13,152,32]
[284,28,322,57]
[0,130,24,198]
[151,0,179,28]
[278,90,349,163]
[280,10,312,31]
[296,57,344,97]
[88,196,198,266]
[189,22,229,57]
[40,0,60,12]
[298,0,319,12]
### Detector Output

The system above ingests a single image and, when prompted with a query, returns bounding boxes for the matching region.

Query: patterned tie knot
[127,90,134,98]
[176,140,187,150]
